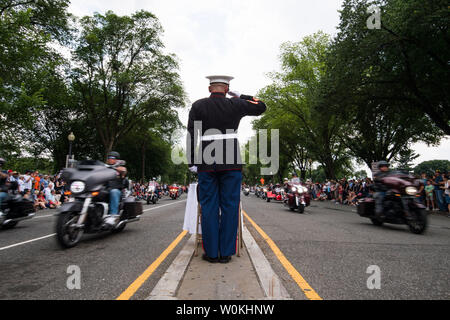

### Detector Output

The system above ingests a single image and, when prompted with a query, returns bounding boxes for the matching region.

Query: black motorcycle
[55,160,143,248]
[0,188,35,230]
[357,172,427,234]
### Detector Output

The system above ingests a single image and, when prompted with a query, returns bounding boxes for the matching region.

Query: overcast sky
[68,0,449,174]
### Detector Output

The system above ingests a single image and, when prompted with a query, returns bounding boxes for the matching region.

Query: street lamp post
[67,132,75,168]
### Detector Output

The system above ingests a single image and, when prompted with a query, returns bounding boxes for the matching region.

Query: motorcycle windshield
[63,165,117,186]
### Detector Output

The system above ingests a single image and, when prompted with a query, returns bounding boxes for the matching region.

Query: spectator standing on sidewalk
[425,180,435,211]
[433,170,446,212]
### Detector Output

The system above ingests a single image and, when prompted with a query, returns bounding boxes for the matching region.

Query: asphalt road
[242,194,450,300]
[1,192,449,300]
[0,195,188,300]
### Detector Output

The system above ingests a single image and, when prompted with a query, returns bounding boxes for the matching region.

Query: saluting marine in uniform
[187,75,266,263]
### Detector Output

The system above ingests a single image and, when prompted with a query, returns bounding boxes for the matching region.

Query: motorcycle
[169,185,179,200]
[243,187,250,196]
[261,187,268,200]
[146,185,158,205]
[273,187,285,202]
[55,160,143,248]
[255,187,261,198]
[266,188,277,202]
[0,187,35,229]
[357,171,427,234]
[285,184,310,213]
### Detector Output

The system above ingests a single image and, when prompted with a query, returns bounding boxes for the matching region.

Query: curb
[146,234,195,300]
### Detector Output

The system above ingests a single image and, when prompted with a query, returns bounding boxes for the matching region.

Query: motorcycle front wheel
[408,208,427,234]
[298,205,305,214]
[56,212,84,249]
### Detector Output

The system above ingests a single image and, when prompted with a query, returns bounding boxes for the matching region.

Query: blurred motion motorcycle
[0,185,35,230]
[357,171,427,234]
[55,160,143,248]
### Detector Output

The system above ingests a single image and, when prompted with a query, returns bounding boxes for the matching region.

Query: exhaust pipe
[2,212,35,225]
[115,215,141,229]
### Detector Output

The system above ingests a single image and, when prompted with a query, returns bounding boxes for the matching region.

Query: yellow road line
[116,230,188,300]
[242,210,322,300]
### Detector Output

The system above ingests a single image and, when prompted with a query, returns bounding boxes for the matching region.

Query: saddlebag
[356,198,374,217]
[10,198,35,218]
[123,200,143,219]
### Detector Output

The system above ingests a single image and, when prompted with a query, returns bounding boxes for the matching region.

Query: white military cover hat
[206,75,234,85]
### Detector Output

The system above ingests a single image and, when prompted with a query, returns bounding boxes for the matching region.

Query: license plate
[68,198,75,203]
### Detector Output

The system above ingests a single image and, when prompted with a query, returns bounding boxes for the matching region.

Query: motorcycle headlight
[70,181,85,193]
[302,187,308,193]
[263,188,268,192]
[291,187,297,192]
[405,186,418,196]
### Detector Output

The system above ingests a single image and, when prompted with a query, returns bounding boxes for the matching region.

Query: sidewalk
[147,223,291,300]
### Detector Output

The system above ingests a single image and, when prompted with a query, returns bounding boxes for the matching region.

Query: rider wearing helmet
[373,161,391,219]
[105,151,127,227]
[0,158,8,210]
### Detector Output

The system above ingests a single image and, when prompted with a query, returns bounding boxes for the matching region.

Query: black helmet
[0,157,5,166]
[377,161,390,169]
[107,151,120,159]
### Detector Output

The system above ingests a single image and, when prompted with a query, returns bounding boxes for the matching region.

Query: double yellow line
[243,210,322,300]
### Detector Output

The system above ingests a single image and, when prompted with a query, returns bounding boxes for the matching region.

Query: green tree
[71,10,185,158]
[257,32,351,179]
[330,0,449,137]
[414,160,450,176]
[0,0,72,157]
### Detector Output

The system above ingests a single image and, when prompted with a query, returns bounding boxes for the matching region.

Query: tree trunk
[141,141,146,183]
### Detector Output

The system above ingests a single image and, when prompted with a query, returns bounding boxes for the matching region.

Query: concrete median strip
[146,223,291,300]
[146,234,196,300]
[241,225,291,300]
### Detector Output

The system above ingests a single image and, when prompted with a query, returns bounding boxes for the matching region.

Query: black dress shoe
[202,254,219,263]
[219,256,231,264]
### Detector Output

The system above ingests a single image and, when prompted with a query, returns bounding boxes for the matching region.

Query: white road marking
[0,234,57,252]
[142,200,186,214]
[0,199,187,252]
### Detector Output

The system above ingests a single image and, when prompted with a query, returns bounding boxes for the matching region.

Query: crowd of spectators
[306,178,374,206]
[3,169,67,211]
[306,171,449,213]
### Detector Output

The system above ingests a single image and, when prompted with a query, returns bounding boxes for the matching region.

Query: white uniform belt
[201,134,238,141]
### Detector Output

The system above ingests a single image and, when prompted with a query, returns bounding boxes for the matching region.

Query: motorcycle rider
[0,158,8,210]
[291,172,301,185]
[373,161,391,219]
[148,177,160,198]
[104,151,127,227]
